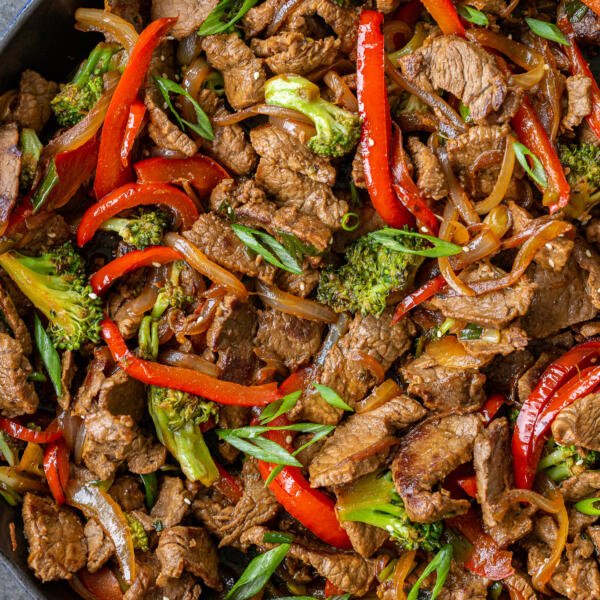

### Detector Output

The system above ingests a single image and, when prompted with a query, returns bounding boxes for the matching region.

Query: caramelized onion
[351,351,385,383]
[164,233,248,299]
[484,204,511,239]
[60,412,86,464]
[356,379,401,413]
[67,480,136,585]
[475,136,516,215]
[426,335,482,368]
[213,103,314,127]
[323,71,359,112]
[159,349,219,377]
[269,116,317,143]
[383,20,412,51]
[385,57,467,135]
[75,8,138,52]
[314,313,350,370]
[177,34,204,66]
[256,281,338,323]
[0,466,46,493]
[512,60,547,89]
[394,550,416,600]
[470,221,574,294]
[452,229,501,270]
[43,72,119,159]
[181,58,212,125]
[439,205,475,296]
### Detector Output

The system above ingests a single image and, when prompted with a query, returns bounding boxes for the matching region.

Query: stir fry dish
[0,0,600,598]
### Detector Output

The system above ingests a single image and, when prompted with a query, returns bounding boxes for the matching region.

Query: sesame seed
[543,63,550,71]
[160,54,165,61]
[420,226,428,233]
[548,258,555,268]
[253,71,260,80]
[436,330,442,338]
[152,262,162,268]
[368,137,375,147]
[163,102,168,110]
[285,435,293,445]
[462,246,469,252]
[184,497,191,505]
[162,72,168,79]
[587,249,593,257]
[545,242,553,250]
[88,292,98,300]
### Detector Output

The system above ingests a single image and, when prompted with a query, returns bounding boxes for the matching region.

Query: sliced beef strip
[127,433,168,475]
[145,91,198,157]
[391,413,483,523]
[243,0,279,37]
[0,279,31,354]
[22,493,87,582]
[209,177,332,253]
[0,123,21,230]
[10,70,58,132]
[202,34,266,110]
[561,471,600,502]
[254,308,324,372]
[205,294,258,384]
[105,0,146,31]
[109,475,146,512]
[309,395,426,487]
[296,311,414,424]
[85,518,114,573]
[156,526,220,589]
[401,351,486,413]
[502,573,537,600]
[522,239,600,338]
[398,36,509,123]
[250,124,336,185]
[406,136,447,200]
[56,350,76,410]
[339,519,388,559]
[217,405,250,462]
[517,351,555,405]
[562,74,592,132]
[193,458,279,548]
[251,32,340,74]
[285,0,358,55]
[197,89,258,176]
[255,158,348,230]
[352,149,366,189]
[459,325,529,364]
[427,262,536,329]
[0,333,39,418]
[276,268,320,297]
[183,213,277,282]
[474,418,534,547]
[437,560,488,600]
[240,525,380,596]
[151,0,218,39]
[570,2,600,45]
[552,392,600,450]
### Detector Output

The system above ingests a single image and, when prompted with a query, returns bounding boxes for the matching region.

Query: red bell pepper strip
[391,123,439,235]
[279,368,310,396]
[525,364,600,481]
[357,10,415,229]
[447,510,514,580]
[90,246,184,296]
[101,317,280,406]
[420,0,465,36]
[481,394,505,425]
[214,463,243,504]
[557,15,600,140]
[78,182,199,247]
[256,416,351,549]
[456,475,478,498]
[94,17,176,199]
[512,339,600,489]
[510,97,570,213]
[0,417,63,444]
[392,274,446,323]
[134,156,230,197]
[43,438,70,505]
[120,99,147,168]
[393,0,424,27]
[325,580,345,597]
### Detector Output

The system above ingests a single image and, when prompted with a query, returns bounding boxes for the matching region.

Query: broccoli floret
[264,74,361,158]
[51,44,118,128]
[338,471,444,552]
[537,439,600,483]
[560,143,600,219]
[148,386,219,486]
[100,209,170,249]
[18,128,42,192]
[125,513,149,552]
[317,230,424,316]
[0,242,102,350]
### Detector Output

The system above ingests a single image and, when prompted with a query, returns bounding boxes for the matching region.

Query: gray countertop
[1,0,33,595]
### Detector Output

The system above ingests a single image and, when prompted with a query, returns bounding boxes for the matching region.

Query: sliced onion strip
[475,136,516,215]
[75,8,138,52]
[212,103,314,127]
[164,233,248,299]
[256,281,338,323]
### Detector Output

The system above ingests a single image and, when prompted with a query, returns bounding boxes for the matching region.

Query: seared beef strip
[0,123,21,230]
[309,394,425,487]
[551,392,600,450]
[10,70,58,132]
[406,136,448,200]
[562,75,593,132]
[0,333,39,418]
[391,414,483,523]
[151,0,218,39]
[22,493,87,582]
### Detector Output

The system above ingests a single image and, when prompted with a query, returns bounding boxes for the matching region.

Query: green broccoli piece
[51,44,118,127]
[125,513,149,552]
[148,386,220,486]
[100,209,170,249]
[560,143,600,219]
[0,242,102,350]
[537,439,600,483]
[338,471,444,552]
[18,128,42,192]
[264,74,361,158]
[317,231,425,316]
